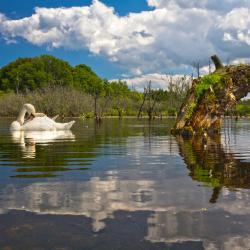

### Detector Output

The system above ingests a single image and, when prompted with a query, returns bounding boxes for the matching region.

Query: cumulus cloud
[219,8,250,46]
[147,0,250,12]
[0,0,249,76]
[114,73,168,91]
[112,73,192,92]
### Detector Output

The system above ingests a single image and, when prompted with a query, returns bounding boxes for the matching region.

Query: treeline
[232,99,250,117]
[0,55,190,118]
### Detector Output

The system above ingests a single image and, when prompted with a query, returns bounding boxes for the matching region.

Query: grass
[0,86,182,118]
[0,86,94,117]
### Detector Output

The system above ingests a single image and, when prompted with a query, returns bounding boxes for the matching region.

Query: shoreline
[1,115,249,119]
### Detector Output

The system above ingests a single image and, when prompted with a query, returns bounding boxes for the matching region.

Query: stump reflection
[176,135,250,203]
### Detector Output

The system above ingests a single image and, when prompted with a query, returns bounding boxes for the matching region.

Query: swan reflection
[11,130,75,158]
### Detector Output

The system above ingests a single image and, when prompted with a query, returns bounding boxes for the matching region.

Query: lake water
[1,118,250,250]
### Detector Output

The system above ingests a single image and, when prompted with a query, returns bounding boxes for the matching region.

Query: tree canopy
[0,55,100,93]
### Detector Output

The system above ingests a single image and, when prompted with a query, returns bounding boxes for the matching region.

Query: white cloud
[117,73,168,91]
[230,57,250,65]
[147,0,160,7]
[218,8,250,46]
[112,73,192,92]
[147,0,250,12]
[0,0,249,76]
[200,65,215,75]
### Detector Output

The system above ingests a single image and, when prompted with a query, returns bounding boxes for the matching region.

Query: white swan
[10,103,75,131]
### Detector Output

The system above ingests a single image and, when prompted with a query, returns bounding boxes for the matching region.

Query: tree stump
[172,55,250,136]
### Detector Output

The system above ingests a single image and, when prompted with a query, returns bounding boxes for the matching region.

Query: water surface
[0,118,250,250]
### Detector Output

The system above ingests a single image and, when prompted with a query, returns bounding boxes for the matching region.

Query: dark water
[1,118,250,250]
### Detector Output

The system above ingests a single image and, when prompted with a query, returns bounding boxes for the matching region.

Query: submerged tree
[172,55,250,136]
[137,81,170,120]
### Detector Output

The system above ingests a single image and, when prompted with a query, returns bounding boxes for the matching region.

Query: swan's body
[10,104,75,131]
[11,116,75,131]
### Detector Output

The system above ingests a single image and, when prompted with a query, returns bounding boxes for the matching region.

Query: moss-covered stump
[172,55,250,136]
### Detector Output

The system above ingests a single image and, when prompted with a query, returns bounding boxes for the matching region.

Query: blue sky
[0,0,249,89]
[0,1,150,18]
[0,1,151,79]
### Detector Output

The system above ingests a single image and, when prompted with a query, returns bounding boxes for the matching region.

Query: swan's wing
[22,116,56,131]
[22,116,75,131]
[54,120,75,130]
[52,115,59,121]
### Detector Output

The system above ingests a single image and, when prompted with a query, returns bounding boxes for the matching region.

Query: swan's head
[15,103,37,127]
[24,103,36,116]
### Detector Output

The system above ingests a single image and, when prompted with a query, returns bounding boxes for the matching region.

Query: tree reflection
[176,135,250,203]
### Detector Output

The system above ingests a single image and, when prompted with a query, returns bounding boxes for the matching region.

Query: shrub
[0,86,92,117]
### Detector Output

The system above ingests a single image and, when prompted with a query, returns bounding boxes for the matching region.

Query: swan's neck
[17,107,26,125]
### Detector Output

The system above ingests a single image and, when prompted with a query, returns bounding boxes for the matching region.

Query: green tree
[0,55,73,92]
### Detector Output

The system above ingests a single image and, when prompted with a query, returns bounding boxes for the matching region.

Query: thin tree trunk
[94,96,97,119]
[137,89,147,119]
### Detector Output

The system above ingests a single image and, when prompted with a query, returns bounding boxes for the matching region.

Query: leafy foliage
[234,100,250,116]
[0,55,191,118]
[0,55,74,92]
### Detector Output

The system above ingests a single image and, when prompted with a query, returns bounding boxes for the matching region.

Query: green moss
[204,91,216,104]
[195,74,221,100]
[181,73,222,128]
[185,102,197,120]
